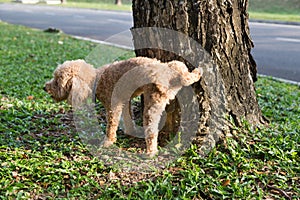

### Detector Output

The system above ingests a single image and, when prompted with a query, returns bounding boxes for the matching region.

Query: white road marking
[276,37,300,43]
[24,9,33,13]
[45,12,55,16]
[73,15,85,19]
[108,19,131,24]
[258,74,300,86]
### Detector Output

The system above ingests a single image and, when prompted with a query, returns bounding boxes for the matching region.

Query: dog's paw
[101,137,116,147]
[146,149,159,158]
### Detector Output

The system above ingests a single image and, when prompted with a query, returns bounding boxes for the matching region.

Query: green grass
[249,12,300,22]
[249,0,300,22]
[0,0,132,11]
[249,0,300,14]
[58,1,131,12]
[0,22,299,199]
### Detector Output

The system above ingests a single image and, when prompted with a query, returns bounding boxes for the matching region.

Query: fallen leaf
[279,171,287,176]
[27,96,34,100]
[99,180,105,186]
[59,107,65,113]
[222,179,231,186]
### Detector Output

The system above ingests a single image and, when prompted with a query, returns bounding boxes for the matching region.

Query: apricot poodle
[44,57,202,156]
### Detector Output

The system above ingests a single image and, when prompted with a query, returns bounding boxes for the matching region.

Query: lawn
[58,0,131,12]
[0,0,132,11]
[249,0,300,22]
[0,22,299,199]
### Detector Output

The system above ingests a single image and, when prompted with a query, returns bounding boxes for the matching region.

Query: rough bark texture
[132,0,266,150]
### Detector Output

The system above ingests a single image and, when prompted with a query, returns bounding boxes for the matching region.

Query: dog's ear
[60,70,74,89]
[56,61,80,89]
[67,76,92,107]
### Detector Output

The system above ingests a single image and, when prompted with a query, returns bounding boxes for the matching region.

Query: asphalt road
[249,22,300,82]
[0,3,299,82]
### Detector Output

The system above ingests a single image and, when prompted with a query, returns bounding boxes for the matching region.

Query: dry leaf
[27,96,34,100]
[99,180,106,186]
[222,179,231,186]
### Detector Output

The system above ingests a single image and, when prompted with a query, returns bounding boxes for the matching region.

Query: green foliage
[0,22,299,199]
[59,1,132,11]
[249,0,300,14]
[248,0,300,22]
[68,0,131,4]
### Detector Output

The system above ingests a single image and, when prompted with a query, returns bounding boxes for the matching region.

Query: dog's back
[95,57,201,109]
[95,57,159,106]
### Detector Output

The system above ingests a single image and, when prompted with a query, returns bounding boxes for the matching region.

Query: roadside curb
[250,19,300,26]
[72,35,133,50]
[71,35,300,86]
[258,75,300,86]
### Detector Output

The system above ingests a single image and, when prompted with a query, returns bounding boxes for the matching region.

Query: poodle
[44,57,202,156]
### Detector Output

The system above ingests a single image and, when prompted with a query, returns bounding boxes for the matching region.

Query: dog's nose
[43,86,46,91]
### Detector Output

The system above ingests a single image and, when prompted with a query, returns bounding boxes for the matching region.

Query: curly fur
[45,57,202,156]
[44,59,98,107]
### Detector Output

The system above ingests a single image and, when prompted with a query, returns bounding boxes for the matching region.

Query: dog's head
[44,59,96,106]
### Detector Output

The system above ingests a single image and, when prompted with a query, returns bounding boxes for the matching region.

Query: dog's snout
[43,86,47,91]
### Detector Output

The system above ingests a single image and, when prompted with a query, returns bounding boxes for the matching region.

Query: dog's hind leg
[143,88,169,157]
[102,103,123,147]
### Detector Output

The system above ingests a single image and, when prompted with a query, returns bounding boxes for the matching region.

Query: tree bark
[132,0,266,151]
[115,0,122,6]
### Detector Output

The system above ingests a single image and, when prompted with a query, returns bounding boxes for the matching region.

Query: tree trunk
[132,0,266,152]
[115,0,122,6]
